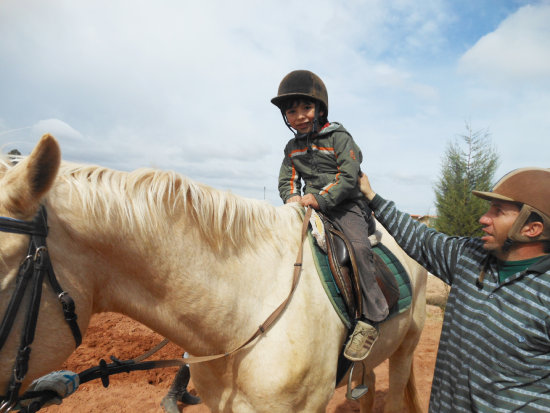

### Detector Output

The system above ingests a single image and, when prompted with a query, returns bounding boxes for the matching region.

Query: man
[359,167,550,412]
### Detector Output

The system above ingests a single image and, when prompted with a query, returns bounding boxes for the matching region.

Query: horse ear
[26,134,62,196]
[0,134,61,216]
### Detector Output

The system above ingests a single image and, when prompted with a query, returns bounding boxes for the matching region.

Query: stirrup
[346,362,369,400]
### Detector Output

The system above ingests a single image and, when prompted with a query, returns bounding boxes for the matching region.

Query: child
[272,70,388,361]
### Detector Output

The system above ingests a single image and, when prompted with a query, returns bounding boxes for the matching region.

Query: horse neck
[45,174,304,354]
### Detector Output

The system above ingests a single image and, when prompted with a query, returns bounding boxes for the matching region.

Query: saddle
[319,213,399,321]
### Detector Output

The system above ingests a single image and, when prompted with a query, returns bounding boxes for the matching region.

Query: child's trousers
[327,199,389,322]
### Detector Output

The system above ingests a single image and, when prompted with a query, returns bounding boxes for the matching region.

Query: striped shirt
[370,194,550,413]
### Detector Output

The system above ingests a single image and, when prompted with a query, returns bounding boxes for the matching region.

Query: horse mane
[50,162,299,252]
[0,153,22,171]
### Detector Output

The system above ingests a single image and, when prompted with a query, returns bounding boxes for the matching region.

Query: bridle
[0,206,81,413]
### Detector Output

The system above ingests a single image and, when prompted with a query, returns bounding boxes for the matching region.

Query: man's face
[479,200,520,256]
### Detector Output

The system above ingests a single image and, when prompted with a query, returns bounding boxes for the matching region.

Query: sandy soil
[42,276,447,413]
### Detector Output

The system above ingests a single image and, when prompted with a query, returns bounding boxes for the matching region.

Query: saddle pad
[308,232,412,329]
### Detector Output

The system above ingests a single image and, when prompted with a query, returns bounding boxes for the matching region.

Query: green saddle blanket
[309,232,412,329]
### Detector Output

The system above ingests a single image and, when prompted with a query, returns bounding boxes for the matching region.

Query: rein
[56,206,314,398]
[162,206,314,365]
[0,207,82,413]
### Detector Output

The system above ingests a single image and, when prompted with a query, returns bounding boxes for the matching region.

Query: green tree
[433,123,499,237]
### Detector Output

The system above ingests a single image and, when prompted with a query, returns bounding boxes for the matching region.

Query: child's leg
[328,201,389,322]
[329,201,388,361]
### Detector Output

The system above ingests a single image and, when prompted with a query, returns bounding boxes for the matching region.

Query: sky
[1,0,549,215]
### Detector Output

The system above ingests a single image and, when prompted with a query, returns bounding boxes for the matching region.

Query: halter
[0,206,82,413]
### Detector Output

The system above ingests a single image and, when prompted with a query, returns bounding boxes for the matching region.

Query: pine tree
[433,123,499,237]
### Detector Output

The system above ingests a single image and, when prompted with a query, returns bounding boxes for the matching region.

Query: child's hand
[286,195,302,204]
[300,194,319,210]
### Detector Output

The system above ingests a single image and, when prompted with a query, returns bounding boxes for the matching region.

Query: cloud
[458,3,550,86]
[1,1,548,214]
[32,119,84,142]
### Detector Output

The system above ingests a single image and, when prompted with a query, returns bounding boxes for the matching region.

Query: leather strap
[327,226,363,317]
[16,208,314,411]
[0,207,82,411]
[180,206,313,365]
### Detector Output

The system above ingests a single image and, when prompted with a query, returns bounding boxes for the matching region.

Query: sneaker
[343,320,379,361]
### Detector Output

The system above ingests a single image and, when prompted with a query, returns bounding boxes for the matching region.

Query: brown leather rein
[147,206,314,366]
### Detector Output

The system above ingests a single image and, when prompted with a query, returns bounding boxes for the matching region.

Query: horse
[0,135,427,413]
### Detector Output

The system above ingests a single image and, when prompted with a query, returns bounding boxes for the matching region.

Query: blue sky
[1,0,549,214]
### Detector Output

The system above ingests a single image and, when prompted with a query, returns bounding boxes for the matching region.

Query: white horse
[0,135,427,412]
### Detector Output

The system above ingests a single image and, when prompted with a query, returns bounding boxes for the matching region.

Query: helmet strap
[312,102,320,134]
[507,204,550,243]
[281,111,295,135]
[502,238,515,252]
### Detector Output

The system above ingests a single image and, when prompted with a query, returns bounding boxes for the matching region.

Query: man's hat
[473,167,550,242]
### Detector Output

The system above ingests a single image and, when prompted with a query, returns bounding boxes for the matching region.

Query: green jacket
[278,122,364,213]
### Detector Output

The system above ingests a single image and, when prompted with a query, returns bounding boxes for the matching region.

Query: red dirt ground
[42,301,443,413]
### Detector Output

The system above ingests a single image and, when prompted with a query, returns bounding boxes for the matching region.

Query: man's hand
[286,195,302,204]
[358,172,376,201]
[300,193,320,209]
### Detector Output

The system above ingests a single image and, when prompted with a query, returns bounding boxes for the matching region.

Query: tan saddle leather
[321,214,399,320]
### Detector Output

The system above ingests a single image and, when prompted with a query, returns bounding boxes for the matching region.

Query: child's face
[285,101,318,134]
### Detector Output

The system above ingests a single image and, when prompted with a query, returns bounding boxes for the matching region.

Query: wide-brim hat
[472,167,550,216]
[473,167,550,242]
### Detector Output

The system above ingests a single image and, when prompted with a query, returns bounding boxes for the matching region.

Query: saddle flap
[325,228,356,318]
[321,214,400,319]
